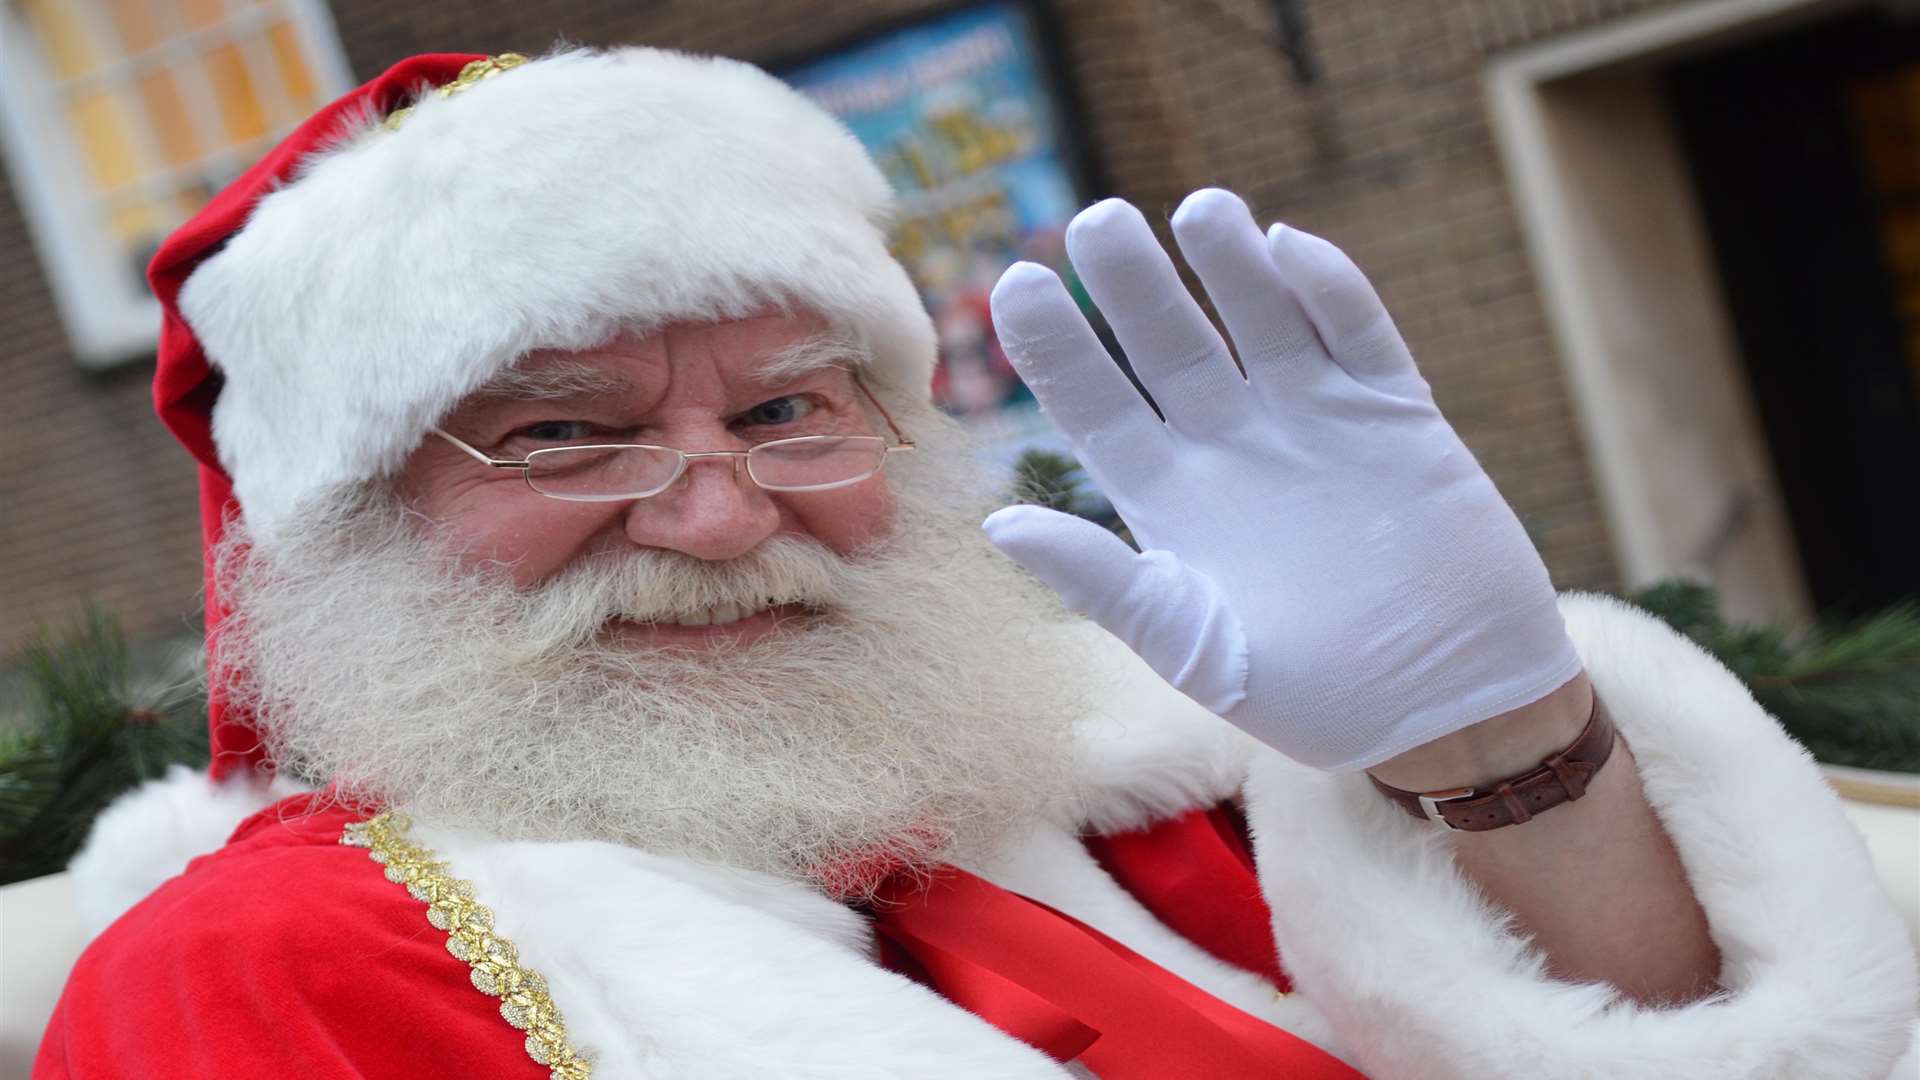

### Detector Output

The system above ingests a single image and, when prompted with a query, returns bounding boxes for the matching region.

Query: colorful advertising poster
[781,2,1098,477]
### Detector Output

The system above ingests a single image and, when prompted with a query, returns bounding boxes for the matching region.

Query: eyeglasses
[429,377,916,502]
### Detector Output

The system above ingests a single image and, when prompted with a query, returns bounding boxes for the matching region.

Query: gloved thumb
[983,504,1249,715]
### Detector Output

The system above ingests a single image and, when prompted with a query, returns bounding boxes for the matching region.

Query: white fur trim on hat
[179,47,935,539]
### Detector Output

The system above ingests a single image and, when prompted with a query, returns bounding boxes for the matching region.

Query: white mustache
[506,534,855,653]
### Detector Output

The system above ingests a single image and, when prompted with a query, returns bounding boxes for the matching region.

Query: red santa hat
[148,48,936,779]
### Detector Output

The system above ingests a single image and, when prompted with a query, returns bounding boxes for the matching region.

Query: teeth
[659,603,763,628]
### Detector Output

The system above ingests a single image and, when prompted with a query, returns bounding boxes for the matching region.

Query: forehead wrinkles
[454,326,863,423]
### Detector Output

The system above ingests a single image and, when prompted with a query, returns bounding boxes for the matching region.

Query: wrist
[1366,672,1594,792]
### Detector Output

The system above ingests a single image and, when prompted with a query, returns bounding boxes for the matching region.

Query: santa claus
[34,48,1918,1079]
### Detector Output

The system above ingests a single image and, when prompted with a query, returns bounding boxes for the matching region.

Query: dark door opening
[1668,7,1920,615]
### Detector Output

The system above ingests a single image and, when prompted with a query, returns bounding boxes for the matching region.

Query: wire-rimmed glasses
[429,378,916,502]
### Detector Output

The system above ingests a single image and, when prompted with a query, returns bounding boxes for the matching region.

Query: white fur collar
[1055,621,1261,833]
[418,826,1069,1079]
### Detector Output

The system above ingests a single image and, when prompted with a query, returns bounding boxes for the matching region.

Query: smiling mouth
[607,601,817,636]
[655,601,774,627]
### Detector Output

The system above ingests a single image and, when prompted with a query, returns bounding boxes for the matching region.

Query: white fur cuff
[1241,593,1919,1080]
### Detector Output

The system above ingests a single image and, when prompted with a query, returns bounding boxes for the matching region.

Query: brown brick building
[5,0,1916,651]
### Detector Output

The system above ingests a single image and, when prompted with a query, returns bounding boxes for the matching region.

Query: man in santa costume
[34,47,1918,1078]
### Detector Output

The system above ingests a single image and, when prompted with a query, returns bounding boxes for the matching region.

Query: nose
[621,450,782,561]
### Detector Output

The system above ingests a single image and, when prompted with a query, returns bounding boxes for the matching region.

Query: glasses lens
[749,436,889,491]
[525,445,683,500]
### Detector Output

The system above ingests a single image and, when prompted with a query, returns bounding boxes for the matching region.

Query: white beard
[212,411,1090,897]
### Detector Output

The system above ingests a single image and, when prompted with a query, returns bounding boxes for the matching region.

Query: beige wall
[1500,61,1811,622]
[1485,0,1865,623]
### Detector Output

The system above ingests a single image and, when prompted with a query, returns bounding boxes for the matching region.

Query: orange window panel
[203,41,270,144]
[21,0,98,80]
[178,0,228,32]
[1849,79,1919,192]
[106,199,165,245]
[136,68,201,167]
[265,20,321,113]
[68,90,142,192]
[106,0,168,55]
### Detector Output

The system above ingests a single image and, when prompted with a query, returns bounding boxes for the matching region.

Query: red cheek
[432,500,627,587]
[782,481,896,556]
[412,475,894,589]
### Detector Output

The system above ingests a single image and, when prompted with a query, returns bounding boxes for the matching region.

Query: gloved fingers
[990,261,1170,481]
[982,504,1250,716]
[1063,199,1256,433]
[1170,189,1328,394]
[982,503,1142,624]
[1265,223,1423,391]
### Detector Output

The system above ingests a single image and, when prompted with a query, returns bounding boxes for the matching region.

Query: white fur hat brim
[178,47,935,540]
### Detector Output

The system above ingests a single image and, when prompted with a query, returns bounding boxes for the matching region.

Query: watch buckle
[1417,787,1476,828]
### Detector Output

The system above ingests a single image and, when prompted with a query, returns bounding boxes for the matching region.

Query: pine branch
[1010,448,1135,549]
[0,604,209,885]
[1627,582,1920,773]
[1010,450,1087,514]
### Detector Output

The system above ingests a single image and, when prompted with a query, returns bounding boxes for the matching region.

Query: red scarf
[868,805,1365,1078]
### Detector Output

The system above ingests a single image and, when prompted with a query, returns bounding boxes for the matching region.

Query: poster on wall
[780,1,1103,483]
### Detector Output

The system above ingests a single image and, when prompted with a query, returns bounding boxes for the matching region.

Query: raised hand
[984,189,1582,772]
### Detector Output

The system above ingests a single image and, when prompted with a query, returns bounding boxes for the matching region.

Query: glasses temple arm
[430,427,528,468]
[851,375,914,447]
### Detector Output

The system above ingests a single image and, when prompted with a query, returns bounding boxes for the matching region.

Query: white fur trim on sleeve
[66,764,311,934]
[1240,592,1919,1080]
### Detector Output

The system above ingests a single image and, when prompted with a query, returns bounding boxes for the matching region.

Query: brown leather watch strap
[1367,702,1616,832]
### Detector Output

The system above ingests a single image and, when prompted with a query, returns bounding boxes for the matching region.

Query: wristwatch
[1368,701,1616,831]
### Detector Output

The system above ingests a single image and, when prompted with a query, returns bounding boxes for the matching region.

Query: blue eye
[744,396,815,427]
[516,421,594,442]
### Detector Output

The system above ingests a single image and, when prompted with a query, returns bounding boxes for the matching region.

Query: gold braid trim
[384,53,529,131]
[342,812,592,1079]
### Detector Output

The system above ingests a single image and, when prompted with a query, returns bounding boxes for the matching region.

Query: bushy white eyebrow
[474,333,864,404]
[754,332,868,385]
[475,361,634,401]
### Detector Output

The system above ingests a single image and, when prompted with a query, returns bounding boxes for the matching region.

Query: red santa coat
[37,802,541,1078]
[37,598,1920,1078]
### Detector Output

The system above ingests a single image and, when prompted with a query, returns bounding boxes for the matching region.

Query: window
[1848,65,1920,401]
[0,0,353,367]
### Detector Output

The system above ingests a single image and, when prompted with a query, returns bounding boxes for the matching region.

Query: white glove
[984,189,1582,771]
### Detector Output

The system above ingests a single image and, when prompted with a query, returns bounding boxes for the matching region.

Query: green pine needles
[1627,581,1920,774]
[0,605,208,886]
[1010,448,1090,515]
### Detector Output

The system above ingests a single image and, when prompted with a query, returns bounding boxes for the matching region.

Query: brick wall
[0,166,207,647]
[3,0,1702,649]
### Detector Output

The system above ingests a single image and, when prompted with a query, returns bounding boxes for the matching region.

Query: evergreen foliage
[1627,581,1920,773]
[1010,449,1085,514]
[0,606,207,886]
[1010,449,1135,548]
